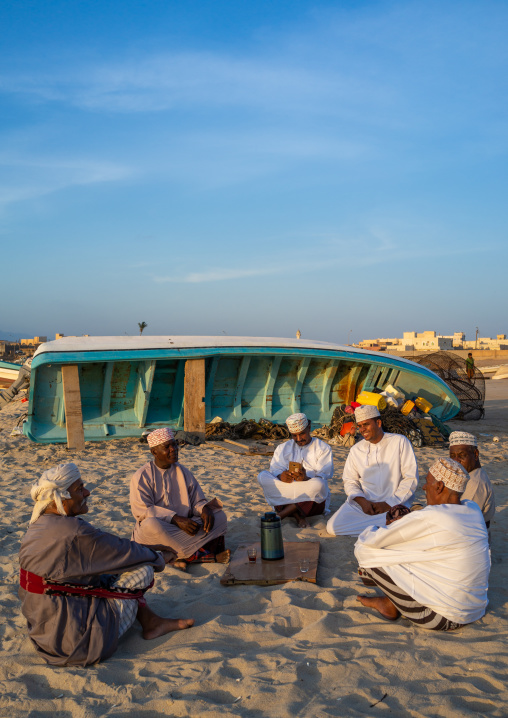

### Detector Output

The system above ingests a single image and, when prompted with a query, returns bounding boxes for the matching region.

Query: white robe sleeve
[268,443,289,478]
[312,442,333,482]
[390,437,418,506]
[342,448,366,501]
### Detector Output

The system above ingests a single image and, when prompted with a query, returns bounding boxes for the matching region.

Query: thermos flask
[260,512,284,560]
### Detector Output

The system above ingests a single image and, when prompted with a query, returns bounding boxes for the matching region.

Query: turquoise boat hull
[23,336,460,443]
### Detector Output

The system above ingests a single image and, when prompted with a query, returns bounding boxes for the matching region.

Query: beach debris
[313,400,450,448]
[405,351,485,420]
[370,693,388,708]
[0,363,31,411]
[493,437,500,442]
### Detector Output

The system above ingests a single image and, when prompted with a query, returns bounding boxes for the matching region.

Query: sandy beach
[0,382,507,718]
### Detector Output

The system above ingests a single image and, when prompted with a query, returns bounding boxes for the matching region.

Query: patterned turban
[147,427,175,448]
[30,462,81,524]
[429,458,469,493]
[286,413,309,434]
[449,431,477,448]
[355,405,380,422]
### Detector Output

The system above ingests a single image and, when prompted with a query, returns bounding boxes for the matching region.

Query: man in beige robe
[130,428,229,570]
[449,431,495,527]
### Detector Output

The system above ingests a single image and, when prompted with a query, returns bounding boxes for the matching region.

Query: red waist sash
[19,568,152,600]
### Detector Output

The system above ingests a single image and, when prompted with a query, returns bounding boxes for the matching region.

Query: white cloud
[154,266,281,283]
[0,154,132,212]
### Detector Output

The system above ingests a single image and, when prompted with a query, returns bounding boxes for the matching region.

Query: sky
[1,0,507,345]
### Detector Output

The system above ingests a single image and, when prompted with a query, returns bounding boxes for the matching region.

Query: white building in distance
[356,331,508,352]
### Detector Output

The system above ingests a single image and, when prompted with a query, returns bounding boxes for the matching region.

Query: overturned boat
[0,359,23,388]
[24,336,460,444]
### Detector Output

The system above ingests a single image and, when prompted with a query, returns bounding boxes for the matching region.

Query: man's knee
[138,517,167,541]
[326,504,346,535]
[213,510,228,533]
[115,564,155,590]
[326,514,338,536]
[307,476,327,494]
[257,471,274,488]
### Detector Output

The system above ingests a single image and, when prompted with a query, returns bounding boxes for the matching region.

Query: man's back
[19,514,162,665]
[355,501,490,624]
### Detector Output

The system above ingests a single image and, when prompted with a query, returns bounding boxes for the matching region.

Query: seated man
[257,412,333,528]
[326,405,418,536]
[130,428,229,569]
[354,458,490,631]
[19,463,193,666]
[449,431,496,527]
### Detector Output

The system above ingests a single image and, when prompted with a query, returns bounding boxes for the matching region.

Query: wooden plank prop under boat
[23,336,460,444]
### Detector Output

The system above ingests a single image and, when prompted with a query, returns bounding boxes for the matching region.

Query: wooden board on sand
[221,541,320,586]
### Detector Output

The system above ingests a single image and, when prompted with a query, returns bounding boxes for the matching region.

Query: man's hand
[371,501,391,515]
[293,466,308,482]
[278,470,294,484]
[354,497,376,515]
[201,505,215,534]
[171,514,200,536]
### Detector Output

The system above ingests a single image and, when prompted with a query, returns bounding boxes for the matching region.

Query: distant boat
[0,360,22,388]
[492,366,508,380]
[24,336,460,443]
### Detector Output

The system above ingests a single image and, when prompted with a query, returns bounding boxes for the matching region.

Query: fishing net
[404,352,485,421]
[205,418,290,442]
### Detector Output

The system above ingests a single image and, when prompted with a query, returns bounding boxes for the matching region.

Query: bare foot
[215,549,231,564]
[137,604,194,639]
[295,514,309,528]
[170,560,188,572]
[356,594,400,620]
[142,617,195,640]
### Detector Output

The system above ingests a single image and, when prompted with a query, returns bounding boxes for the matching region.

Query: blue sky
[2,0,507,344]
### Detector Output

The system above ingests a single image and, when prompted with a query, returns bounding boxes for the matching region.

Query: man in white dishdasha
[257,412,333,528]
[326,404,418,536]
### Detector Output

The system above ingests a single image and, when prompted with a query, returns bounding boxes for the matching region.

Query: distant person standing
[466,353,475,381]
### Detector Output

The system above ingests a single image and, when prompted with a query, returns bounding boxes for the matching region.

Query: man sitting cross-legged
[19,463,193,666]
[257,412,333,528]
[130,428,229,570]
[354,458,490,631]
[326,404,418,536]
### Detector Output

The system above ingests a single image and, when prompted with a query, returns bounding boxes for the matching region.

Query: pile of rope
[312,403,448,448]
[380,407,424,448]
[205,418,290,442]
[404,351,485,421]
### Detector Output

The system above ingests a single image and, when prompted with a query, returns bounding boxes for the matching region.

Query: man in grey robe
[19,462,194,666]
[130,427,229,570]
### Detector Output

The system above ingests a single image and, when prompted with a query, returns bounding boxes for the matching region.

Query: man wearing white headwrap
[29,462,82,524]
[257,413,333,528]
[326,404,418,536]
[354,458,490,630]
[19,463,194,666]
[449,431,496,526]
[130,428,229,569]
